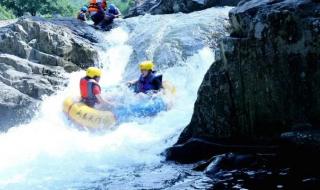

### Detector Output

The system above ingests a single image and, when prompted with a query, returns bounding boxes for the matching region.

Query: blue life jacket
[105,8,119,21]
[136,72,162,93]
[108,8,119,16]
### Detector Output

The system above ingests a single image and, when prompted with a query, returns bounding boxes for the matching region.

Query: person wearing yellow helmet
[128,61,163,94]
[80,67,111,107]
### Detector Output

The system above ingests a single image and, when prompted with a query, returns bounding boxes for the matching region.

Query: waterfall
[0,7,231,189]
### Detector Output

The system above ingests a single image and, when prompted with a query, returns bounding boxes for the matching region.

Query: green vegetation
[0,0,78,17]
[0,5,15,20]
[111,0,135,15]
[73,0,135,15]
[0,0,135,18]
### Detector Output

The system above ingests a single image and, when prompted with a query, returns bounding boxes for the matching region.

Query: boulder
[175,0,320,145]
[0,17,99,71]
[165,138,277,163]
[0,17,99,130]
[0,81,37,131]
[126,0,243,17]
[166,0,320,165]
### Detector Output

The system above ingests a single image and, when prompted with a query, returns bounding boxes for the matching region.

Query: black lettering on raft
[74,111,108,124]
[76,110,82,117]
[94,117,102,123]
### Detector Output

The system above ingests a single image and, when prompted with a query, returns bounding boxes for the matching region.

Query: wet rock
[126,0,243,18]
[165,138,277,163]
[194,152,264,174]
[204,154,227,176]
[173,0,320,146]
[0,17,98,70]
[203,153,271,177]
[0,54,65,130]
[0,17,99,130]
[280,129,320,153]
[0,81,37,131]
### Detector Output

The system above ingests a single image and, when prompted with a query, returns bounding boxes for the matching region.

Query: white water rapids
[0,7,231,190]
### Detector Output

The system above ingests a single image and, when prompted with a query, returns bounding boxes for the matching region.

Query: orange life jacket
[80,77,101,107]
[88,0,107,13]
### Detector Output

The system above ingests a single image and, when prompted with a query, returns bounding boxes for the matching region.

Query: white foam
[0,10,225,189]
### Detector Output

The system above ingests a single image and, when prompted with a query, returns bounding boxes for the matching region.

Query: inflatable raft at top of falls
[63,82,176,131]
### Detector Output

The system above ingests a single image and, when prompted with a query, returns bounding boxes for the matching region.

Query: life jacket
[80,77,101,107]
[137,72,162,93]
[88,0,107,13]
[77,12,86,21]
[108,7,119,16]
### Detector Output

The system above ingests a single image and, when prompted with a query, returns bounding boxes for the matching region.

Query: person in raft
[127,61,163,94]
[80,67,113,107]
[102,4,121,27]
[77,6,88,21]
[88,0,107,26]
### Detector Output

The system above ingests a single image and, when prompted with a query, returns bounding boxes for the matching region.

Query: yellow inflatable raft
[63,81,176,130]
[63,97,116,130]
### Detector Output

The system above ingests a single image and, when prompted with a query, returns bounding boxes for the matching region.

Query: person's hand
[127,81,135,87]
[107,100,115,107]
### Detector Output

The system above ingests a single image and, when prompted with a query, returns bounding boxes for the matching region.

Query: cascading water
[0,7,231,190]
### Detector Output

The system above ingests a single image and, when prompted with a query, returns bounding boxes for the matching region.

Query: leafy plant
[0,0,135,17]
[0,0,77,16]
[0,5,15,20]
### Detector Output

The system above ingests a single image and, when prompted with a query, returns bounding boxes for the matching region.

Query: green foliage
[110,0,135,15]
[40,0,76,17]
[70,0,135,15]
[0,0,78,16]
[0,0,135,18]
[0,5,15,20]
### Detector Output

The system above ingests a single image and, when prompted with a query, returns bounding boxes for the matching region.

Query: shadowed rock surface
[165,4,320,188]
[175,0,320,146]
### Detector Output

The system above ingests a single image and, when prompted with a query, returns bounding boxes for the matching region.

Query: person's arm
[93,85,114,107]
[127,79,138,86]
[115,8,122,18]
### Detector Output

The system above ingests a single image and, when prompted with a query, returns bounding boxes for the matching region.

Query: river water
[0,7,231,190]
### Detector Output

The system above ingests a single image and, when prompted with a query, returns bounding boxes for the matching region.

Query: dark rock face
[126,0,242,17]
[176,0,320,145]
[165,138,277,163]
[0,17,99,130]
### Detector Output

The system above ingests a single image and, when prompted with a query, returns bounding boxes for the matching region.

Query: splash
[0,7,230,190]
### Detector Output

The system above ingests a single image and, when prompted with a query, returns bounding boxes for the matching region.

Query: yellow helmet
[139,61,154,71]
[86,67,102,78]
